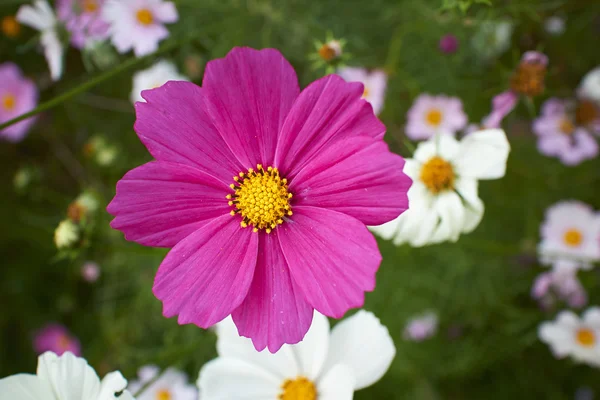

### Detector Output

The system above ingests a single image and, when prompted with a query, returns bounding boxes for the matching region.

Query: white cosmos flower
[131,60,188,103]
[579,66,600,103]
[539,307,600,367]
[371,129,510,247]
[16,1,64,81]
[198,311,395,400]
[128,365,197,400]
[337,67,387,115]
[0,351,134,400]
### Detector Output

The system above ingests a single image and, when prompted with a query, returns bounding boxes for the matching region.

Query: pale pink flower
[33,324,81,356]
[405,94,467,140]
[403,312,438,341]
[56,0,110,49]
[81,261,100,282]
[0,63,38,142]
[337,67,387,115]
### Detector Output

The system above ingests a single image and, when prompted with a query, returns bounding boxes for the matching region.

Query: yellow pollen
[420,156,455,194]
[83,0,98,13]
[1,16,20,38]
[576,328,596,347]
[136,8,154,26]
[279,377,317,400]
[362,86,370,99]
[564,229,583,247]
[510,62,546,97]
[2,94,16,111]
[318,44,336,61]
[425,108,443,126]
[559,118,575,135]
[228,164,292,232]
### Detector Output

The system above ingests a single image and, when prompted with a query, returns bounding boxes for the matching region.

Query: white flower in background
[131,60,188,103]
[403,312,438,342]
[337,67,387,115]
[129,365,197,400]
[198,311,395,400]
[539,307,600,367]
[579,67,600,103]
[471,20,514,61]
[370,129,510,247]
[16,1,64,81]
[538,201,600,271]
[103,0,178,57]
[544,16,566,36]
[405,94,468,140]
[0,351,134,400]
[54,219,80,249]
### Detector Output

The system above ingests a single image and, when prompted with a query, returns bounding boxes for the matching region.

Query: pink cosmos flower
[403,312,438,341]
[337,67,387,115]
[0,63,38,142]
[405,94,467,140]
[531,268,587,309]
[81,261,100,282]
[438,34,459,54]
[56,0,110,49]
[107,47,410,353]
[103,0,178,57]
[33,323,81,356]
[532,98,599,166]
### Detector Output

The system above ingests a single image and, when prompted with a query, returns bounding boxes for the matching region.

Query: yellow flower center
[318,44,336,62]
[575,99,598,126]
[559,118,575,135]
[362,86,370,99]
[564,229,583,247]
[425,108,443,126]
[510,62,547,97]
[136,8,154,26]
[279,377,317,400]
[2,94,16,111]
[155,389,172,400]
[576,328,596,347]
[228,164,292,233]
[420,156,455,194]
[1,16,20,37]
[83,0,98,13]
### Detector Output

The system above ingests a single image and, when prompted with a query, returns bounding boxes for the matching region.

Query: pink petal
[291,135,410,225]
[153,214,258,328]
[135,81,244,184]
[201,47,300,167]
[275,74,386,178]
[232,232,313,353]
[482,90,518,128]
[107,161,230,247]
[278,206,381,318]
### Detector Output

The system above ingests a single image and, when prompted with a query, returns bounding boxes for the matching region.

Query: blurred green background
[1,0,600,398]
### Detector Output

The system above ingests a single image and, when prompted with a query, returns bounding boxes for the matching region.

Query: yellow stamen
[279,377,317,400]
[318,44,336,61]
[362,86,370,99]
[564,229,583,247]
[420,156,455,194]
[2,94,16,111]
[155,389,172,400]
[576,328,595,347]
[1,16,20,38]
[136,8,154,26]
[229,164,292,232]
[559,118,575,135]
[425,108,443,126]
[83,0,99,13]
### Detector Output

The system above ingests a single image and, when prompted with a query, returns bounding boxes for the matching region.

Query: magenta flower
[438,34,459,54]
[33,323,81,356]
[0,63,38,142]
[405,94,467,140]
[107,47,410,352]
[56,0,110,49]
[532,98,599,166]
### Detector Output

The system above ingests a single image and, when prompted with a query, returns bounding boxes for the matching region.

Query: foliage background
[1,0,600,398]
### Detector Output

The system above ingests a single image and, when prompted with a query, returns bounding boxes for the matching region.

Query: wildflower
[337,67,387,115]
[0,63,39,141]
[54,219,80,249]
[371,129,509,246]
[531,268,587,309]
[579,66,600,103]
[538,201,600,271]
[131,60,188,103]
[2,16,21,38]
[107,47,410,352]
[81,261,101,282]
[129,365,198,400]
[33,324,81,356]
[471,20,514,61]
[403,312,438,341]
[318,39,342,62]
[545,16,566,36]
[405,94,468,140]
[103,0,178,57]
[0,351,134,400]
[310,34,348,73]
[532,98,599,166]
[438,34,459,54]
[56,0,110,49]
[68,191,100,222]
[539,307,600,367]
[198,311,395,399]
[16,1,65,81]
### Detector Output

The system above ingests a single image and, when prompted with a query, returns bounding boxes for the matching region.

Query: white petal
[555,310,581,328]
[583,307,600,327]
[454,177,484,233]
[0,374,54,400]
[454,129,510,180]
[36,351,101,400]
[321,311,395,390]
[98,371,128,400]
[16,1,54,31]
[41,31,64,81]
[369,217,401,241]
[197,357,281,400]
[291,312,330,380]
[139,365,160,383]
[215,316,299,379]
[316,364,354,400]
[413,141,436,164]
[430,191,465,244]
[435,133,460,160]
[538,323,574,358]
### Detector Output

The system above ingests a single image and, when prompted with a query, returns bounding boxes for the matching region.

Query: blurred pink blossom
[33,323,81,356]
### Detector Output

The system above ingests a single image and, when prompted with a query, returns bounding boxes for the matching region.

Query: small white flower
[539,307,600,367]
[198,310,395,399]
[471,20,514,61]
[0,351,134,400]
[337,67,387,115]
[129,365,197,400]
[54,219,79,249]
[131,60,188,103]
[538,201,600,271]
[103,0,178,57]
[16,1,64,81]
[75,191,100,213]
[370,129,510,246]
[544,16,566,36]
[579,67,600,103]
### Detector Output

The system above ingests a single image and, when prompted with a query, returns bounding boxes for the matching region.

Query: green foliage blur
[1,0,600,398]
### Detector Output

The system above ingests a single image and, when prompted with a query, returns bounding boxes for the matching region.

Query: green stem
[0,39,184,131]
